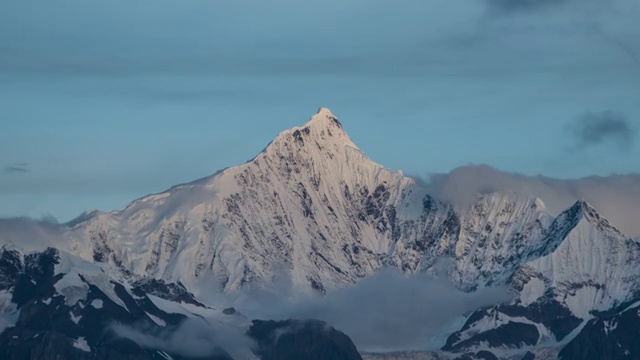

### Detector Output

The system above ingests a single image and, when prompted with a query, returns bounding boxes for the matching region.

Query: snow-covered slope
[452,194,553,289]
[514,201,640,317]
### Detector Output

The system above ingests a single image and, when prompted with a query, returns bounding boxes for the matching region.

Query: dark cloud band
[2,163,29,175]
[486,0,571,13]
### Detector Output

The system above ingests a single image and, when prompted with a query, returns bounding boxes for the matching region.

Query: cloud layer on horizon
[423,164,640,237]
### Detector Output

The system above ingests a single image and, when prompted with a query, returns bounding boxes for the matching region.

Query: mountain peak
[564,199,626,237]
[258,108,357,158]
[565,199,600,223]
[316,106,336,118]
[305,106,343,130]
[570,199,601,220]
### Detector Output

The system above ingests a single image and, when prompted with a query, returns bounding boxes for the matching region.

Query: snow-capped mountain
[1,107,639,359]
[52,108,458,293]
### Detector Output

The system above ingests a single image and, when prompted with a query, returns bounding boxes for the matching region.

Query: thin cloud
[110,317,256,359]
[567,110,636,152]
[485,0,572,13]
[2,163,29,174]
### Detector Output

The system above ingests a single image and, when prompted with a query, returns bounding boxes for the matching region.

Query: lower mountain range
[1,108,639,359]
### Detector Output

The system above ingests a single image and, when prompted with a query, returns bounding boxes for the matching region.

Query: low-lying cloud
[421,164,640,237]
[110,317,256,359]
[0,217,66,252]
[229,267,509,352]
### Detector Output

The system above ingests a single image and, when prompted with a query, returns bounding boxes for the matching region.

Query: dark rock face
[131,278,204,307]
[455,351,499,360]
[521,351,535,360]
[445,321,539,352]
[498,299,581,341]
[0,330,161,360]
[559,302,640,360]
[248,319,362,360]
[444,296,582,354]
[10,247,60,307]
[0,249,22,290]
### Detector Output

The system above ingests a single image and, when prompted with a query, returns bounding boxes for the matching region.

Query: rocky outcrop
[248,319,362,360]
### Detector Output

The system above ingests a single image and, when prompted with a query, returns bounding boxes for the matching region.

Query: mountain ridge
[2,109,634,296]
[1,108,639,359]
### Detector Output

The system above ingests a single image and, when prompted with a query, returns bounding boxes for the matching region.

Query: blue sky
[1,0,639,221]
